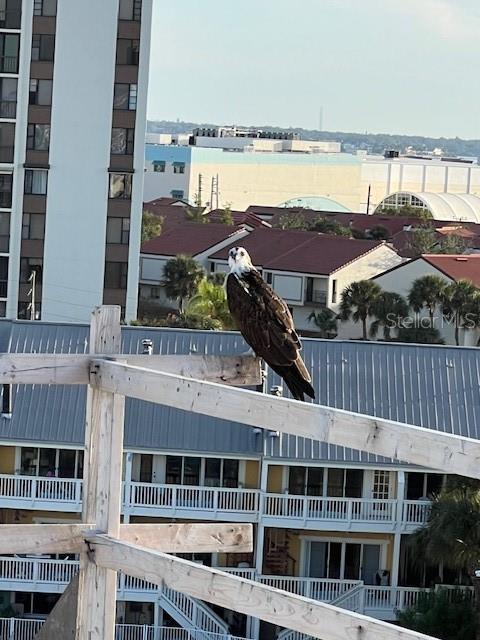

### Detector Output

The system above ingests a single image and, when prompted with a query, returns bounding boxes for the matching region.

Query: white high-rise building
[0,0,152,323]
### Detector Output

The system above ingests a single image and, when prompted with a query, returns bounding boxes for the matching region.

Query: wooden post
[76,306,124,640]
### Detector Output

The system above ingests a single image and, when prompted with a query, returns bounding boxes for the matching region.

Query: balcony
[126,482,260,521]
[0,619,247,640]
[304,290,327,307]
[0,55,18,73]
[0,474,431,530]
[0,100,16,118]
[263,494,398,532]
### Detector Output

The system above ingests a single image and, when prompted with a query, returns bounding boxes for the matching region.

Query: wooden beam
[0,524,94,554]
[0,522,252,555]
[0,353,261,386]
[119,522,253,553]
[94,360,480,479]
[89,535,436,640]
[76,307,124,640]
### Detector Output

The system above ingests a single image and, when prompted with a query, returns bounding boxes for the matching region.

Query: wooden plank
[34,575,78,640]
[119,522,253,553]
[0,353,261,386]
[0,524,94,554]
[76,306,124,640]
[90,535,436,640]
[0,522,252,555]
[0,354,90,384]
[94,360,480,479]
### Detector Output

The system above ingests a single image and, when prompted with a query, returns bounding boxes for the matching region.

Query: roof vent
[455,257,468,261]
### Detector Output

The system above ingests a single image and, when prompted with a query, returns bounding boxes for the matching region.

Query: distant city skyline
[148,0,480,140]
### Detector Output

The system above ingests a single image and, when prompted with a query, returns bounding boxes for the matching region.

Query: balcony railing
[0,556,78,591]
[0,474,432,529]
[126,481,260,520]
[0,619,248,640]
[263,494,397,526]
[304,290,327,306]
[258,576,361,602]
[0,100,16,118]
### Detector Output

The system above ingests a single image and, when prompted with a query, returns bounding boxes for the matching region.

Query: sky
[147,0,480,139]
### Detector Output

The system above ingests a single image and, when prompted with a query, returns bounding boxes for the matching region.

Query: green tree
[407,224,467,257]
[186,279,235,330]
[376,205,432,220]
[309,217,352,237]
[207,272,226,286]
[408,478,480,638]
[442,280,480,346]
[218,204,234,225]
[408,275,448,323]
[439,233,468,254]
[339,280,383,340]
[396,326,445,344]
[141,211,163,243]
[275,211,309,230]
[162,255,205,313]
[369,291,409,340]
[368,225,390,241]
[397,589,477,640]
[308,308,338,339]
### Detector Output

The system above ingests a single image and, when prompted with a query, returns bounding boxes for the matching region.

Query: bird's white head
[228,246,255,276]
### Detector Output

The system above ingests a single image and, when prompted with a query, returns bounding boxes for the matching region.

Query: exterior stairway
[263,529,295,575]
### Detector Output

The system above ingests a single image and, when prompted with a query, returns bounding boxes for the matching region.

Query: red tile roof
[141,223,246,257]
[209,227,389,275]
[205,209,270,229]
[422,255,480,287]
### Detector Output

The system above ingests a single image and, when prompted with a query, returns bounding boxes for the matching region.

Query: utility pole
[210,176,215,212]
[366,184,372,215]
[197,173,203,207]
[215,174,219,209]
[27,269,36,320]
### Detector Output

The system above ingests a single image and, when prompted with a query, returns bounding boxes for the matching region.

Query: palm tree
[441,280,480,346]
[162,255,205,313]
[408,275,447,324]
[186,279,235,330]
[308,308,338,339]
[369,291,409,340]
[339,280,382,340]
[409,478,480,639]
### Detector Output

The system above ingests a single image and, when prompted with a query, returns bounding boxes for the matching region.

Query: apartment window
[106,217,130,244]
[0,212,9,252]
[326,468,363,498]
[116,39,139,65]
[31,34,55,62]
[113,83,137,110]
[20,256,43,284]
[173,162,185,174]
[373,470,390,500]
[170,190,184,199]
[0,173,12,207]
[29,79,52,106]
[104,261,127,289]
[111,128,134,154]
[119,0,142,21]
[0,0,22,29]
[22,213,45,240]
[24,169,48,195]
[204,458,239,488]
[18,300,41,319]
[0,122,14,162]
[0,77,16,118]
[331,279,337,304]
[153,160,165,173]
[288,466,324,496]
[0,33,19,73]
[33,0,57,16]
[27,124,50,151]
[406,473,443,500]
[0,255,7,297]
[109,173,132,199]
[165,455,200,486]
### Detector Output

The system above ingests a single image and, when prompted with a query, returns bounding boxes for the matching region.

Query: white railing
[363,586,425,612]
[0,556,78,588]
[258,576,361,602]
[0,473,432,529]
[330,583,365,611]
[128,482,259,516]
[402,500,431,526]
[162,585,229,636]
[0,619,248,640]
[263,494,397,524]
[0,474,82,511]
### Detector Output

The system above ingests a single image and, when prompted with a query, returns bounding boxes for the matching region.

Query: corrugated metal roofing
[0,320,479,465]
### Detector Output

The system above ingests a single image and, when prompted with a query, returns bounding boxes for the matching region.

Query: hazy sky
[147,0,480,139]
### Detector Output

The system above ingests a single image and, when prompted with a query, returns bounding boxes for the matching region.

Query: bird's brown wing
[226,271,308,373]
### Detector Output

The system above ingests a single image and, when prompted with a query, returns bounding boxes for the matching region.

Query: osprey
[226,246,315,402]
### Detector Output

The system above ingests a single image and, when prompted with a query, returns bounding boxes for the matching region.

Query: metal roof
[0,320,479,465]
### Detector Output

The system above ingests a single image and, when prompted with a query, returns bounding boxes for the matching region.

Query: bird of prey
[226,246,315,401]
